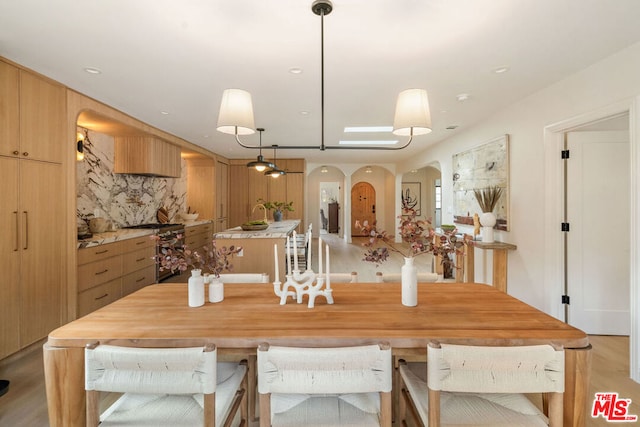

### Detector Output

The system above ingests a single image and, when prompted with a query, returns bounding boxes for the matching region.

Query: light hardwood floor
[1,233,638,426]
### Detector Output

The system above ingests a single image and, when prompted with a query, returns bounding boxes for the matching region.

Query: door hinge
[561,150,570,159]
[562,295,570,305]
[561,222,570,232]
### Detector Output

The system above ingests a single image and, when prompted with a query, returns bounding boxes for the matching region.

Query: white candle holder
[272,228,333,308]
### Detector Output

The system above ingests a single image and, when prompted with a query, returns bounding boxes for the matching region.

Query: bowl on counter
[180,212,199,221]
[241,221,269,231]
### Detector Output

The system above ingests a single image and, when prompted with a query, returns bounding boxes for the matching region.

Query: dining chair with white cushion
[218,272,269,283]
[257,342,393,426]
[85,342,248,427]
[399,341,564,427]
[375,271,439,283]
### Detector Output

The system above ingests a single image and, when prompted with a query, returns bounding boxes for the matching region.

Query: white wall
[399,41,640,313]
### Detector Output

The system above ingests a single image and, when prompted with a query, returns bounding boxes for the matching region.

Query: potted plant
[473,185,504,243]
[257,198,294,222]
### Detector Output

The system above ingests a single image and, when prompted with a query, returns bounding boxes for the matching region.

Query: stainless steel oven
[123,223,185,282]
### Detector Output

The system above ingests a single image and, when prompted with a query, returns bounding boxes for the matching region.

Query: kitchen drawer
[77,278,122,317]
[185,223,213,236]
[122,234,155,252]
[186,233,209,250]
[77,255,123,292]
[122,265,156,296]
[77,241,124,265]
[122,246,155,275]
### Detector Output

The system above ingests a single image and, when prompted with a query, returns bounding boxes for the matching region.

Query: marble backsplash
[77,130,186,228]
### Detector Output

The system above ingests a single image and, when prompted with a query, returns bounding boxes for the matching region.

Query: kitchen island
[213,220,300,282]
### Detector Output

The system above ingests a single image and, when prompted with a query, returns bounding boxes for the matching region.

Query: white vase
[188,269,205,307]
[401,257,418,307]
[479,211,497,243]
[209,277,224,303]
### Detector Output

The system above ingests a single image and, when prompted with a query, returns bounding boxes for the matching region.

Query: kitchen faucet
[252,203,268,223]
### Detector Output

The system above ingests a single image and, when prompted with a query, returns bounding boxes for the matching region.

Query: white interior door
[567,130,630,335]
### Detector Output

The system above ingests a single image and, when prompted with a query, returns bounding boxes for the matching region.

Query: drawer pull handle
[95,269,108,275]
[136,241,145,245]
[95,249,108,255]
[136,277,146,283]
[95,293,109,300]
[136,257,145,262]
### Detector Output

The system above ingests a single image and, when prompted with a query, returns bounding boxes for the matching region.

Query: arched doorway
[351,182,375,236]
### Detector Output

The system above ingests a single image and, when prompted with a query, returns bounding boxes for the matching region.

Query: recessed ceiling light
[289,67,303,74]
[493,66,510,74]
[344,126,393,133]
[456,93,470,102]
[300,111,310,116]
[160,111,169,115]
[83,67,102,74]
[338,140,398,145]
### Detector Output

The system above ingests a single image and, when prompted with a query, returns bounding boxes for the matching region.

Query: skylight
[343,126,393,133]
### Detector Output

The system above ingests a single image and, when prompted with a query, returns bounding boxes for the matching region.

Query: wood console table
[464,241,517,292]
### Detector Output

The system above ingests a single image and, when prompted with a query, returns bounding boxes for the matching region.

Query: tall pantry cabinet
[0,60,66,359]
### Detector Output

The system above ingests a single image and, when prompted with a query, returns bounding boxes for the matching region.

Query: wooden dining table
[43,282,591,427]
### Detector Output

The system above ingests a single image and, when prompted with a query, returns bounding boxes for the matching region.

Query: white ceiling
[2,0,640,164]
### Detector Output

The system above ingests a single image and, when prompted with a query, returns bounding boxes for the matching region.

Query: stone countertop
[77,220,213,249]
[214,220,300,239]
[77,228,155,249]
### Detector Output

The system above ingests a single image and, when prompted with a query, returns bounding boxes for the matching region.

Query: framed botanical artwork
[452,134,509,230]
[401,182,421,215]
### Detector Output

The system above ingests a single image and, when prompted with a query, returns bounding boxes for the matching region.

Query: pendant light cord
[320,7,325,151]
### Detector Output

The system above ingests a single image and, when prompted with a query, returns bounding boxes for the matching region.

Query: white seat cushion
[100,362,246,427]
[399,363,549,427]
[271,395,382,426]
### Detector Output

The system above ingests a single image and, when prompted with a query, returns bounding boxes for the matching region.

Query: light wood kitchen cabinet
[77,278,122,318]
[186,157,215,219]
[77,235,156,315]
[77,241,123,317]
[121,236,156,297]
[228,162,249,228]
[0,157,20,358]
[0,60,66,163]
[215,160,229,232]
[0,60,19,161]
[0,63,65,359]
[227,158,305,230]
[114,136,181,177]
[0,158,64,358]
[185,157,229,232]
[185,222,214,253]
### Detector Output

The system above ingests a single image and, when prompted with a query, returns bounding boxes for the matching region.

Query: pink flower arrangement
[355,208,472,272]
[151,234,242,277]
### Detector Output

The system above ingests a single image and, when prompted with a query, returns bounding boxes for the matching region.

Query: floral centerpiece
[257,198,294,221]
[151,233,242,278]
[355,208,471,277]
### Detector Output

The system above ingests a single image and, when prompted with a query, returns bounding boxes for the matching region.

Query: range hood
[113,136,181,178]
